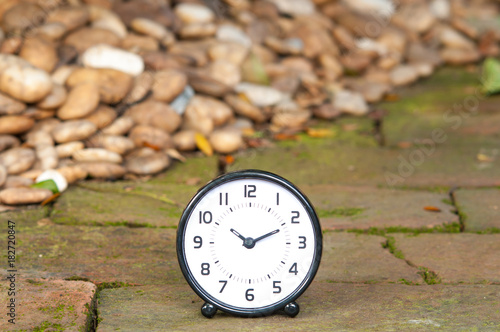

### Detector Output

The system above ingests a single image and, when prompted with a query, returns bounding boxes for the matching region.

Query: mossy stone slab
[393,234,500,284]
[51,186,184,227]
[96,283,500,331]
[379,67,500,188]
[302,184,457,230]
[227,130,500,189]
[12,223,181,285]
[454,188,500,232]
[317,233,421,284]
[0,277,95,331]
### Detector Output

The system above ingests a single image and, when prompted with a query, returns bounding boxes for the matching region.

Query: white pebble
[81,44,144,76]
[36,169,68,192]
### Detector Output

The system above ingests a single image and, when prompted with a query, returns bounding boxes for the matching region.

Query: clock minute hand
[253,229,280,244]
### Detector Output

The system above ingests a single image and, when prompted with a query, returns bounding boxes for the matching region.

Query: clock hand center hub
[243,237,255,249]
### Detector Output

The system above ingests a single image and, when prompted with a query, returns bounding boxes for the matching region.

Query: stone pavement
[1,68,500,331]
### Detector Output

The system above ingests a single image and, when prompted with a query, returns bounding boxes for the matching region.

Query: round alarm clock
[176,170,322,318]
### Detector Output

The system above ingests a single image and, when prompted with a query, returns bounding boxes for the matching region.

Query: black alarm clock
[177,170,322,318]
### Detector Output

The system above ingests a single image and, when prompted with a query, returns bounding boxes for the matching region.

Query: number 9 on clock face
[176,170,322,317]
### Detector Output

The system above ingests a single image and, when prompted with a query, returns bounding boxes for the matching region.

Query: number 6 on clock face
[176,170,322,318]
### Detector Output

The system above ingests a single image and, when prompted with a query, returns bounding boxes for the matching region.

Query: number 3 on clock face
[176,170,322,318]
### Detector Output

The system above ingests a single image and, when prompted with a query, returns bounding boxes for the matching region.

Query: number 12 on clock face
[177,170,322,317]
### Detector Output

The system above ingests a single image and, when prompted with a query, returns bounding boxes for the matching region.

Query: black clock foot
[201,302,217,318]
[284,302,300,317]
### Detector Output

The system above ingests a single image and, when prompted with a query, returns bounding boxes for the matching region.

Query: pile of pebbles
[0,0,498,205]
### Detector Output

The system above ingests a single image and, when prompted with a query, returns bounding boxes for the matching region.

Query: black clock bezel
[176,169,323,317]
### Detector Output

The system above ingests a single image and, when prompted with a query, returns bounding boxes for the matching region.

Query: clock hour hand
[253,229,280,244]
[230,228,255,249]
[230,228,246,242]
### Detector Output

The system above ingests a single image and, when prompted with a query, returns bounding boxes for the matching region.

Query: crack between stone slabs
[382,184,500,194]
[369,108,386,147]
[50,217,178,229]
[42,200,56,219]
[379,233,500,286]
[86,285,99,332]
[444,186,500,234]
[338,221,462,236]
[327,225,465,285]
[47,208,178,230]
[448,186,465,232]
[82,281,138,332]
[379,235,442,285]
[376,184,453,194]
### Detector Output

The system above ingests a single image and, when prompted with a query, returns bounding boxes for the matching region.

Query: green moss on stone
[418,267,441,285]
[65,276,90,282]
[26,279,44,286]
[317,207,365,218]
[476,227,500,234]
[33,321,64,332]
[348,222,461,236]
[398,278,420,285]
[441,198,453,206]
[96,281,134,292]
[382,236,405,259]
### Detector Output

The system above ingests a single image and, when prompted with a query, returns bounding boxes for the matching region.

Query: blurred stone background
[0,0,498,204]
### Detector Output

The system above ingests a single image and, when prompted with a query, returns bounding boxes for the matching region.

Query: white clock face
[179,174,321,314]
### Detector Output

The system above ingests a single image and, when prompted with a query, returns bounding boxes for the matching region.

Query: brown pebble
[36,84,67,110]
[19,37,59,73]
[66,68,133,104]
[173,130,197,152]
[84,105,117,129]
[56,165,88,183]
[0,116,34,135]
[129,125,173,150]
[88,135,135,155]
[209,129,243,154]
[73,148,123,164]
[0,135,20,153]
[64,27,120,53]
[46,6,90,32]
[57,83,100,120]
[102,117,134,136]
[78,162,125,179]
[0,147,36,175]
[0,187,52,205]
[125,152,170,175]
[152,69,188,103]
[0,164,6,187]
[0,92,26,115]
[52,120,98,143]
[126,100,182,134]
[4,175,34,188]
